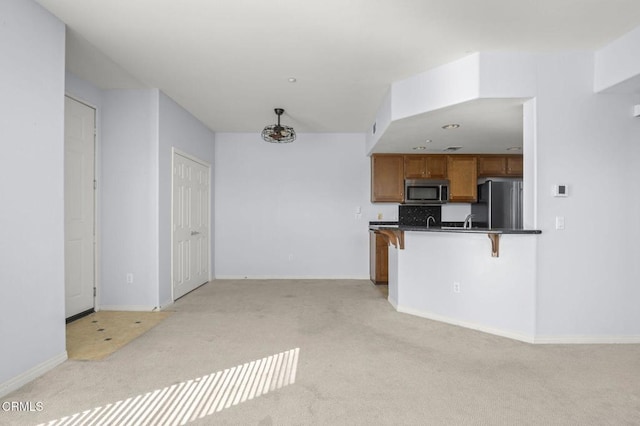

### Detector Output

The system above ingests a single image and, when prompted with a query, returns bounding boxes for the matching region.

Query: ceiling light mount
[262,108,296,143]
[442,123,460,130]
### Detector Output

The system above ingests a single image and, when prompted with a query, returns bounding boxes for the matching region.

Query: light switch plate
[553,184,568,197]
[555,216,565,230]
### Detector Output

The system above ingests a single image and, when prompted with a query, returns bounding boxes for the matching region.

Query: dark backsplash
[398,205,442,226]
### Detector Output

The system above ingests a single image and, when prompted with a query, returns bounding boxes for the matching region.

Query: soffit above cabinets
[374,98,526,154]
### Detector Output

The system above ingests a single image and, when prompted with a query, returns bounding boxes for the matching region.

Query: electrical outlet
[288,254,294,261]
[126,273,134,284]
[453,281,461,293]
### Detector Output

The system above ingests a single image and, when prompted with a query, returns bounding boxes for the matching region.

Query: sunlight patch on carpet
[38,348,300,426]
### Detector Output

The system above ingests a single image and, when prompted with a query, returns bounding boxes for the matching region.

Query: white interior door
[64,96,95,318]
[172,151,210,300]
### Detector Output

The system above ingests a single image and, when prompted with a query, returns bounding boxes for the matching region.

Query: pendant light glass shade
[262,108,296,143]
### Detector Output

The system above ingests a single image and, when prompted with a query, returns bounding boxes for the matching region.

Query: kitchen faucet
[426,215,436,228]
[463,213,475,229]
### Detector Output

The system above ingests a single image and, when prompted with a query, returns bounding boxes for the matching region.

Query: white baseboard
[98,305,158,312]
[395,305,640,344]
[213,275,370,280]
[532,335,640,344]
[158,300,174,311]
[396,305,536,343]
[387,296,398,310]
[0,352,67,398]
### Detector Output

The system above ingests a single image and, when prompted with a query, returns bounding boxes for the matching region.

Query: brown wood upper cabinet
[478,155,523,177]
[371,153,523,203]
[447,155,478,202]
[506,156,523,176]
[371,154,404,202]
[403,155,448,179]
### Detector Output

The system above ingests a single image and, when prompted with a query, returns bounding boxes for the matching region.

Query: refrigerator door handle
[514,182,523,229]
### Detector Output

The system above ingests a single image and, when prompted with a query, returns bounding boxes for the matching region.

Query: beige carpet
[66,311,172,360]
[4,280,640,425]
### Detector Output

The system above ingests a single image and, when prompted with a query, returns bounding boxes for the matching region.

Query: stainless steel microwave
[404,179,449,204]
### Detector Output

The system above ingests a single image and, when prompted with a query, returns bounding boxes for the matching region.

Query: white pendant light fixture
[261,108,296,143]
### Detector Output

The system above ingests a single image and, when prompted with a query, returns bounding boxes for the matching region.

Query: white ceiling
[37,0,640,152]
[376,98,526,154]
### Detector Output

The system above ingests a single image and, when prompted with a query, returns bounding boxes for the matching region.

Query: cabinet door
[478,156,506,177]
[404,156,426,178]
[371,155,404,202]
[506,156,523,176]
[447,156,478,202]
[370,232,389,284]
[375,233,388,283]
[404,155,448,179]
[369,232,377,282]
[425,155,447,178]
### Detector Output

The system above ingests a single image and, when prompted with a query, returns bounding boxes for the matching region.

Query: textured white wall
[365,89,392,154]
[594,26,640,93]
[390,53,480,121]
[395,232,537,341]
[0,0,66,393]
[66,72,103,108]
[532,52,640,339]
[158,92,215,306]
[101,89,160,309]
[214,133,372,278]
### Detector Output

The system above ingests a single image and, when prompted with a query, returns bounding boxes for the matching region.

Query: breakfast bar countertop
[369,224,541,235]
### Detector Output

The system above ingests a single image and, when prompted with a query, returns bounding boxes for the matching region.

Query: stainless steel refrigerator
[471,179,523,229]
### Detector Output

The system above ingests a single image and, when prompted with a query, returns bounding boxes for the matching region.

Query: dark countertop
[369,224,541,235]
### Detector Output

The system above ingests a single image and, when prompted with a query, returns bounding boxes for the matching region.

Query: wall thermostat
[553,184,568,197]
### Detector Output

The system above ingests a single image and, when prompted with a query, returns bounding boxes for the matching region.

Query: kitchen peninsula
[370,224,542,342]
